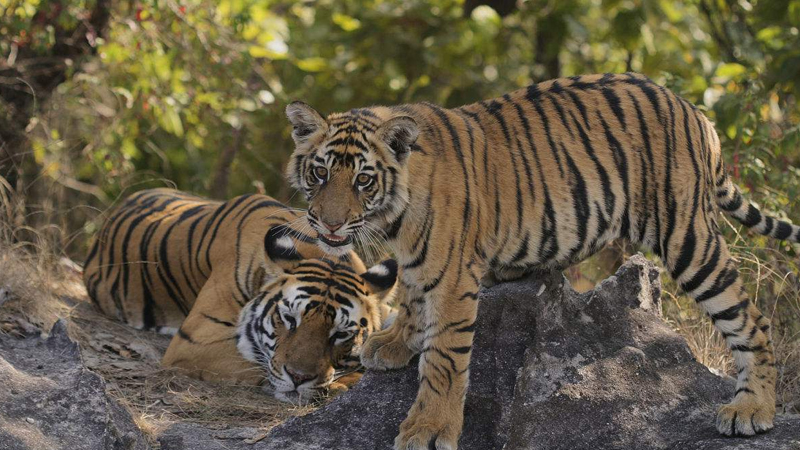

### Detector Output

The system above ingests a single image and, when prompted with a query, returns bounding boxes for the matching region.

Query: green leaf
[239,98,257,112]
[152,54,172,82]
[470,5,501,27]
[249,40,289,59]
[332,13,361,32]
[726,124,737,140]
[790,1,800,26]
[158,104,184,138]
[756,26,782,43]
[196,92,222,110]
[121,139,139,159]
[248,45,271,58]
[716,63,747,79]
[296,57,327,72]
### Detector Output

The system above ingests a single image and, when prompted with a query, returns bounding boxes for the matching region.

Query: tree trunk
[210,127,245,199]
[533,12,567,82]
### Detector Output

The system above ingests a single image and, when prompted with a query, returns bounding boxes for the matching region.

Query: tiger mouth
[319,233,353,248]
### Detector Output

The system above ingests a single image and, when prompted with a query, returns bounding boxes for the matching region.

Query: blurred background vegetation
[1,0,799,409]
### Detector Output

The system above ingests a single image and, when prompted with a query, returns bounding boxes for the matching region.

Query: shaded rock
[0,319,149,450]
[666,415,800,450]
[158,424,267,450]
[157,255,800,450]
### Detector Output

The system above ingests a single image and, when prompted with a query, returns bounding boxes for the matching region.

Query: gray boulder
[158,255,800,450]
[0,319,149,450]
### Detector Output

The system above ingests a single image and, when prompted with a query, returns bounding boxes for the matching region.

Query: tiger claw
[716,398,774,436]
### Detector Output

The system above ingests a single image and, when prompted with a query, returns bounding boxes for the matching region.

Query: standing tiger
[83,188,398,399]
[284,72,800,449]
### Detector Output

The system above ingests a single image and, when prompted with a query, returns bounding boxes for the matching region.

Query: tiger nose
[322,220,344,233]
[286,367,316,385]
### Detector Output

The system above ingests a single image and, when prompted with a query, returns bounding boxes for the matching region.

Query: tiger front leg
[394,273,480,450]
[362,281,423,370]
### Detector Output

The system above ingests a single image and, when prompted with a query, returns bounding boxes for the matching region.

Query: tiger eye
[314,166,328,180]
[356,173,372,186]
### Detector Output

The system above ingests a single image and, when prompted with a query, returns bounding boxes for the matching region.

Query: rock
[0,319,150,450]
[158,424,266,450]
[155,255,800,450]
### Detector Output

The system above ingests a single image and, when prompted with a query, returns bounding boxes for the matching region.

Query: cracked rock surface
[0,320,149,450]
[160,255,800,450]
[6,257,798,450]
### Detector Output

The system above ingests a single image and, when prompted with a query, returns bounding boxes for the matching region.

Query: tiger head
[284,102,418,256]
[237,248,398,402]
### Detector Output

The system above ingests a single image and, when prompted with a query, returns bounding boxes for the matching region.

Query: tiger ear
[360,259,398,301]
[265,226,305,264]
[376,116,418,163]
[286,101,327,145]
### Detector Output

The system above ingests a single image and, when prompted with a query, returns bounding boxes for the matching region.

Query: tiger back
[83,188,328,333]
[285,73,800,447]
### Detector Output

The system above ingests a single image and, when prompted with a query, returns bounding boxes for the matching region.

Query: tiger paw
[479,271,500,288]
[361,326,414,370]
[481,266,530,287]
[394,404,461,450]
[716,395,775,436]
[325,381,350,398]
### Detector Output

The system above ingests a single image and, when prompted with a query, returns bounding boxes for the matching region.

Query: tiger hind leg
[667,232,776,436]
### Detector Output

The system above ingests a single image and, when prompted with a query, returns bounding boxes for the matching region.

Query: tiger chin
[83,188,398,400]
[286,73,799,449]
[235,257,399,402]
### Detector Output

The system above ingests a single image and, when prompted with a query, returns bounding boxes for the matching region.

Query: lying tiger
[284,72,800,448]
[83,188,398,400]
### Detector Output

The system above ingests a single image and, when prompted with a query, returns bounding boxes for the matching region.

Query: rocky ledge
[159,254,800,450]
[0,320,149,450]
[3,256,798,450]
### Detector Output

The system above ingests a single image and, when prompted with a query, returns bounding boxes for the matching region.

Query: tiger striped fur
[237,257,398,401]
[285,73,799,449]
[83,188,398,397]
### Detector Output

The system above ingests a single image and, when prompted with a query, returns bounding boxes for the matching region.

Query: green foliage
[11,0,800,262]
[5,0,800,406]
[1,0,97,56]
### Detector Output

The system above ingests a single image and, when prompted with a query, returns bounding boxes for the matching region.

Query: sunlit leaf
[248,45,271,58]
[716,63,747,80]
[121,139,139,159]
[258,90,275,104]
[242,24,261,41]
[726,124,737,140]
[249,39,289,59]
[196,92,222,109]
[333,13,361,32]
[296,57,327,72]
[32,140,46,164]
[470,5,501,26]
[239,98,257,112]
[157,104,184,137]
[756,26,782,43]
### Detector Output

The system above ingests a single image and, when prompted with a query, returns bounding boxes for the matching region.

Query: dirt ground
[0,257,318,445]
